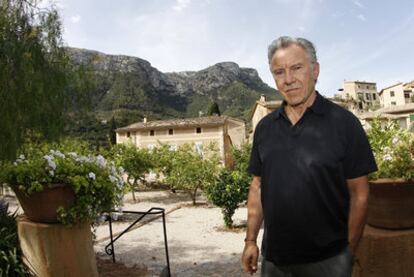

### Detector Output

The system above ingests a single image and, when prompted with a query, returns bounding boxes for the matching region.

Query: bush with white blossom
[0,146,125,225]
[367,119,414,180]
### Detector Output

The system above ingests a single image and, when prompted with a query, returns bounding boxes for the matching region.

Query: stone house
[379,81,414,108]
[336,80,379,111]
[116,115,246,167]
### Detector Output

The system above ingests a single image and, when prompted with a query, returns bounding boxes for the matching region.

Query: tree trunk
[192,187,198,205]
[128,177,136,202]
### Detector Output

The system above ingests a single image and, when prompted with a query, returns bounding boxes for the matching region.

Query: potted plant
[366,119,414,229]
[0,145,125,225]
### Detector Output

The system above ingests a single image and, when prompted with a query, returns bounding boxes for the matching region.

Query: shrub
[206,169,250,228]
[367,119,414,180]
[0,200,29,276]
[205,143,252,228]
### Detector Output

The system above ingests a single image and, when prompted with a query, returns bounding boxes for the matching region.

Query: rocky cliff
[65,47,281,145]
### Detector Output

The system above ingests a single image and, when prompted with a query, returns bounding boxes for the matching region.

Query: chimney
[143,117,147,123]
[260,94,266,102]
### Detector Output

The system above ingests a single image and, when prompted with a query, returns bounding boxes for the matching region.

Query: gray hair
[267,36,318,69]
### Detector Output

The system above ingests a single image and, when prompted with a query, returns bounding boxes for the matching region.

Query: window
[365,93,371,100]
[391,101,396,105]
[150,130,155,136]
[196,127,202,134]
[127,132,131,138]
[390,91,395,97]
[404,93,410,98]
[373,94,376,100]
[168,129,174,135]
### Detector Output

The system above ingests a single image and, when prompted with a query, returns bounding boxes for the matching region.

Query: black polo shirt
[248,92,377,266]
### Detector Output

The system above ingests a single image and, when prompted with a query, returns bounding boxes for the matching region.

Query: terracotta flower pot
[368,179,414,229]
[13,184,75,223]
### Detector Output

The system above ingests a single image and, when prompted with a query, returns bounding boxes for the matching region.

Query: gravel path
[94,190,264,276]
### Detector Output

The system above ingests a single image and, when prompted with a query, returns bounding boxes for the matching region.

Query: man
[241,36,377,277]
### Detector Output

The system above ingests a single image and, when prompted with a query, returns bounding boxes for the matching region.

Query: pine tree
[109,116,117,146]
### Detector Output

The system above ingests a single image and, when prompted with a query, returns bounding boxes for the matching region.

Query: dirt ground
[96,254,149,277]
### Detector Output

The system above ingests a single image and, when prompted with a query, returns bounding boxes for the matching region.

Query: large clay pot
[368,179,414,229]
[13,184,75,223]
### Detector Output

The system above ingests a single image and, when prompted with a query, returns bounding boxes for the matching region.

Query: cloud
[353,1,364,8]
[357,14,366,21]
[297,26,306,32]
[70,15,81,23]
[173,0,192,12]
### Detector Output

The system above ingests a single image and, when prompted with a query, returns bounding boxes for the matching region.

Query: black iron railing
[103,207,171,276]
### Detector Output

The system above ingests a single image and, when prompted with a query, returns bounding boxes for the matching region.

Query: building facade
[116,116,246,167]
[336,80,379,111]
[379,81,414,108]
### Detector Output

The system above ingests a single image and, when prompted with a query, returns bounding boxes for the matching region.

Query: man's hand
[241,241,259,274]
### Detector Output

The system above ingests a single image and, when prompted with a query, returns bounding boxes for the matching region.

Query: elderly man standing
[241,36,377,277]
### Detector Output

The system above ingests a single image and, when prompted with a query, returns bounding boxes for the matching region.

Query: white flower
[19,154,25,160]
[47,160,56,170]
[88,172,96,180]
[109,175,118,183]
[110,165,117,175]
[392,137,400,145]
[49,170,54,176]
[54,150,65,158]
[43,155,53,161]
[118,166,125,175]
[383,154,393,161]
[383,147,391,153]
[13,162,17,166]
[96,155,106,167]
[68,152,78,158]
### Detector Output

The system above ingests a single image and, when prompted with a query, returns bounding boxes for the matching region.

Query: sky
[48,0,414,97]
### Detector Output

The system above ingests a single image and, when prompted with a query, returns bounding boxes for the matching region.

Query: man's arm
[241,176,263,274]
[347,175,369,256]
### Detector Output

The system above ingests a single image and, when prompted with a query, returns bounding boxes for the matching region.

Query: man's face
[270,44,319,107]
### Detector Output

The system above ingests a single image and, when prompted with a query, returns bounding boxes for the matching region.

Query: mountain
[65,48,281,147]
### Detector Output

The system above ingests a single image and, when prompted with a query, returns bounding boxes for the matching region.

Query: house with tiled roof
[116,115,246,167]
[358,101,414,130]
[379,81,414,108]
[250,95,347,137]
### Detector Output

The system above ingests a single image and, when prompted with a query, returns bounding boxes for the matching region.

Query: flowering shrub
[0,147,125,225]
[367,119,414,180]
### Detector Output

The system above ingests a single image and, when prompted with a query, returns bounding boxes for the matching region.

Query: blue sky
[52,0,414,96]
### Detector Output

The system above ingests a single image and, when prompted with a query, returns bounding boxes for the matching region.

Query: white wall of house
[380,83,405,107]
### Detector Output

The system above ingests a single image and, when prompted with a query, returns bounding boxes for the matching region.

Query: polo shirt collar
[272,91,326,120]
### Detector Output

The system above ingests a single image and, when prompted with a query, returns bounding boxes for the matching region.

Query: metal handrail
[103,207,171,277]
